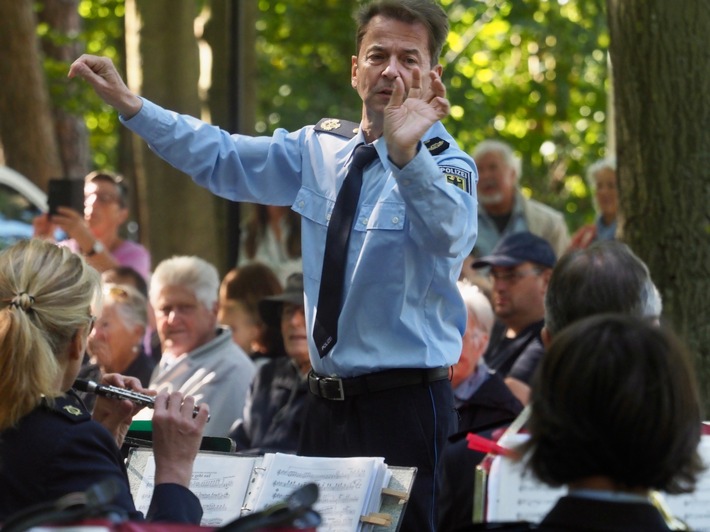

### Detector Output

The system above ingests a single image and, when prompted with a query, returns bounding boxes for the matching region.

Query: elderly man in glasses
[471,231,556,404]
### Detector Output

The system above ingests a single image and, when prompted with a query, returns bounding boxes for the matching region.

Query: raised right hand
[68,54,143,119]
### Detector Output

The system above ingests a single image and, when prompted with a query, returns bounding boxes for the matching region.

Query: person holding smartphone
[33,171,151,281]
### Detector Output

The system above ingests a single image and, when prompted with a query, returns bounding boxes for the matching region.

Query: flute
[73,378,208,420]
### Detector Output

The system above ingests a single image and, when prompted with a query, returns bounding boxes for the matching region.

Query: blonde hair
[0,239,101,430]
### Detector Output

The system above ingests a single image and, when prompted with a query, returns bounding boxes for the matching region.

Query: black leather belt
[308,367,450,401]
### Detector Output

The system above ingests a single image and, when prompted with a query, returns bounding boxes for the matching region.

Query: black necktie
[313,144,378,357]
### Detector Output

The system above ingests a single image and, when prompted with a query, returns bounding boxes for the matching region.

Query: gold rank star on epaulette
[315,117,360,139]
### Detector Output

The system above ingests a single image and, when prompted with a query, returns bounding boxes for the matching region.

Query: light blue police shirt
[122,98,478,378]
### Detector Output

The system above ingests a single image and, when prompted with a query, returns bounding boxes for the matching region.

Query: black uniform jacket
[0,391,201,523]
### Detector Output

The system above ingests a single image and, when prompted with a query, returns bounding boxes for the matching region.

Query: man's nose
[382,57,401,79]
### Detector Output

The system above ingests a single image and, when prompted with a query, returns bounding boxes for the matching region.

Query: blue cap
[472,232,557,269]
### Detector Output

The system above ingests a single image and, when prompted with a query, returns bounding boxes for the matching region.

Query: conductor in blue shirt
[69,1,477,528]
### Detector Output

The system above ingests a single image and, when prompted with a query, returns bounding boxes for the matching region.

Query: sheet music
[664,435,710,530]
[486,433,710,530]
[250,453,387,532]
[131,450,256,526]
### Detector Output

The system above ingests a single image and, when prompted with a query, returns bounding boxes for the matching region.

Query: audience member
[513,315,702,531]
[33,171,151,281]
[441,241,666,531]
[238,204,302,285]
[471,140,569,259]
[502,239,665,405]
[102,265,161,362]
[88,283,154,386]
[142,255,256,438]
[437,281,523,531]
[71,0,477,527]
[569,157,618,249]
[230,273,310,454]
[218,263,285,367]
[0,239,208,522]
[472,232,555,403]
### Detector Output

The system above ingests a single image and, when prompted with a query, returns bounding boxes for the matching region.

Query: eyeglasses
[85,192,121,206]
[488,267,542,284]
[87,315,97,334]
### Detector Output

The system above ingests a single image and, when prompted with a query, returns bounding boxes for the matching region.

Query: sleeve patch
[424,137,450,155]
[440,165,472,194]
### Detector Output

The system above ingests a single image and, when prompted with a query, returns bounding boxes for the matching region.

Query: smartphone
[47,178,85,217]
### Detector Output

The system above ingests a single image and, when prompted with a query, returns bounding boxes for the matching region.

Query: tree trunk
[0,0,62,188]
[125,0,223,268]
[607,0,710,407]
[37,0,90,179]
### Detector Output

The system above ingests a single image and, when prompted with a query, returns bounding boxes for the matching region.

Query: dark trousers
[298,378,456,532]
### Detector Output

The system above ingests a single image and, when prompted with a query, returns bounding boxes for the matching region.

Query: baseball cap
[258,273,305,327]
[472,232,557,269]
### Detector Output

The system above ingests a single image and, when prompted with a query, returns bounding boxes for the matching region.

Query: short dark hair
[102,265,148,298]
[544,241,661,336]
[524,314,704,494]
[85,170,128,208]
[355,0,449,67]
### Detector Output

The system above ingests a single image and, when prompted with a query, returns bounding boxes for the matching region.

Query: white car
[0,166,48,250]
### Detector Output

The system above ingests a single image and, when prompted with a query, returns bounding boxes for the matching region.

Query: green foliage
[254,0,611,230]
[51,0,610,227]
[39,0,124,171]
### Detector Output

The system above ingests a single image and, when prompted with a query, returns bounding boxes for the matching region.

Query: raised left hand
[384,68,450,168]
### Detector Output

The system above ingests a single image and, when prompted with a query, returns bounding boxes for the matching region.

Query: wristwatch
[85,240,105,257]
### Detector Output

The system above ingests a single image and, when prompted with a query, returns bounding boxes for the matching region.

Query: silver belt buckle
[319,376,345,401]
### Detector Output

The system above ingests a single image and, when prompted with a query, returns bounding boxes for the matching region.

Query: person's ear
[541,326,552,349]
[351,56,359,89]
[69,328,87,361]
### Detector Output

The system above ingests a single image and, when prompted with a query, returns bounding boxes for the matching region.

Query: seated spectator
[33,171,151,281]
[506,239,663,405]
[0,239,208,522]
[218,263,285,368]
[437,282,523,531]
[472,232,556,403]
[238,204,302,285]
[88,283,155,386]
[470,140,569,259]
[230,273,310,454]
[569,158,618,250]
[141,255,256,438]
[102,266,161,362]
[519,314,702,531]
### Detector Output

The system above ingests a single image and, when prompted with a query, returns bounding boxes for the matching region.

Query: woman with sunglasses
[0,239,208,522]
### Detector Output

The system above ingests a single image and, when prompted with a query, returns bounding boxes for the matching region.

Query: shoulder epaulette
[424,137,450,155]
[315,118,360,139]
[46,395,90,423]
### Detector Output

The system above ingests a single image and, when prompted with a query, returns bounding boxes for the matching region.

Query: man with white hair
[471,139,569,258]
[145,256,256,438]
[437,281,522,531]
[451,281,522,429]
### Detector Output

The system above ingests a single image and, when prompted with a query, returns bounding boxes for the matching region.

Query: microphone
[73,378,208,420]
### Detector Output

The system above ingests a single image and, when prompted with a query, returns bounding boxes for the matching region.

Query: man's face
[154,285,217,357]
[490,262,549,325]
[351,15,441,117]
[475,151,517,208]
[281,302,310,370]
[594,167,618,220]
[84,180,127,239]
